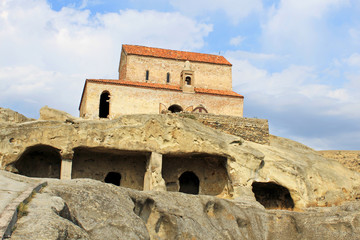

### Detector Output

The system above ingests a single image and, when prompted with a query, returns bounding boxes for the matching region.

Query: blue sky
[1,0,360,150]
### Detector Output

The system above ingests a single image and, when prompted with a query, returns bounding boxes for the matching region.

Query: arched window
[99,91,110,118]
[166,72,170,83]
[145,70,149,81]
[14,144,61,178]
[179,171,199,194]
[185,76,191,85]
[104,172,122,186]
[192,105,208,113]
[252,182,294,209]
[168,104,183,113]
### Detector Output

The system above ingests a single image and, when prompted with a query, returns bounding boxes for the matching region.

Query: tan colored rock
[0,110,360,209]
[0,108,33,123]
[319,150,360,173]
[8,175,360,240]
[39,105,77,122]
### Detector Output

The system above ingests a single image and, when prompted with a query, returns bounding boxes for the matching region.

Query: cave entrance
[99,91,110,118]
[168,104,182,113]
[179,171,199,195]
[104,172,121,186]
[14,144,61,178]
[252,182,294,209]
[72,147,147,190]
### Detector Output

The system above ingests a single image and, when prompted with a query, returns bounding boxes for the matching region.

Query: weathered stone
[319,150,360,173]
[39,105,77,122]
[1,111,360,209]
[0,108,33,123]
[8,176,360,240]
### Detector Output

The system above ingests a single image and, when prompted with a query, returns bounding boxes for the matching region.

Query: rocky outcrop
[0,108,33,123]
[319,150,360,173]
[9,176,360,240]
[1,108,360,210]
[39,105,77,122]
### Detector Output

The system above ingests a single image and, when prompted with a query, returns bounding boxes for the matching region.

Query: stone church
[79,45,244,118]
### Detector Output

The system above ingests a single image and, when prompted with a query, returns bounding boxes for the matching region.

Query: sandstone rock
[39,105,77,122]
[319,150,360,173]
[9,176,360,240]
[0,108,33,123]
[1,113,360,210]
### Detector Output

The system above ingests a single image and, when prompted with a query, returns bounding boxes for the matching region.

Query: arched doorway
[168,104,183,113]
[185,76,192,85]
[104,172,122,186]
[99,91,110,118]
[14,145,61,178]
[252,182,294,209]
[179,171,199,194]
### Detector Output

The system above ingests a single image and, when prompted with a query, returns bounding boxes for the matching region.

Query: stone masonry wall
[179,113,270,145]
[123,55,233,91]
[81,82,243,118]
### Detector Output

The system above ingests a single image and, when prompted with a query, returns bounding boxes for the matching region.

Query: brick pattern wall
[179,113,270,145]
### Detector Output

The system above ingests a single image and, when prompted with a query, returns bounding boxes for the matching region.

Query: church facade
[79,45,244,118]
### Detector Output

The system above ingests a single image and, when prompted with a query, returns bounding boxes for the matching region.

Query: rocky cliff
[1,107,360,239]
[6,174,360,240]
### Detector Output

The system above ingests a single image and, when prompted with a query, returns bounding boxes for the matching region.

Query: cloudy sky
[1,0,359,150]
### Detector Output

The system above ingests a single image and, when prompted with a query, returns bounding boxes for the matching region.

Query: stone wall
[80,81,243,118]
[121,54,233,91]
[179,113,270,145]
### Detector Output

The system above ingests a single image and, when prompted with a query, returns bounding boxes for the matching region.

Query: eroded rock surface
[10,177,360,240]
[0,109,360,209]
[319,150,360,173]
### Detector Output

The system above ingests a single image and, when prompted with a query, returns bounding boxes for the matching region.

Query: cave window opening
[179,171,199,195]
[185,76,191,85]
[104,172,122,186]
[252,182,294,210]
[168,104,183,113]
[99,91,110,118]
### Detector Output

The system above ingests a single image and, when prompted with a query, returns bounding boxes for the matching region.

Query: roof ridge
[122,45,232,66]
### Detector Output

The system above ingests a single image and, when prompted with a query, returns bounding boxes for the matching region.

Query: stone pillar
[144,152,166,191]
[60,159,72,180]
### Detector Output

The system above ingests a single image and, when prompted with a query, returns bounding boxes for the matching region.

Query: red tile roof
[122,45,232,66]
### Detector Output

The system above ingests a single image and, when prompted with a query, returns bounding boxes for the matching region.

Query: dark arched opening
[14,145,61,178]
[179,171,199,195]
[104,172,121,186]
[252,182,294,209]
[185,76,192,85]
[168,104,183,113]
[99,91,110,118]
[192,106,208,113]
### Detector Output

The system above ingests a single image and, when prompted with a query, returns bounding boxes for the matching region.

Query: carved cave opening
[99,91,110,118]
[104,172,122,186]
[162,154,232,196]
[13,144,61,178]
[252,182,294,210]
[72,147,147,190]
[168,104,183,113]
[179,171,199,194]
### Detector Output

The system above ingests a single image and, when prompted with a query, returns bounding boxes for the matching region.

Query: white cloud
[0,0,212,117]
[170,0,262,24]
[261,0,350,58]
[229,36,245,46]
